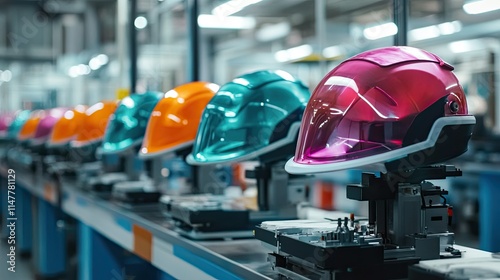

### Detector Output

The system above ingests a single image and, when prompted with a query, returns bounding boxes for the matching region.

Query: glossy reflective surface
[6,110,31,140]
[72,101,118,147]
[139,82,219,157]
[0,112,15,138]
[49,105,88,147]
[32,107,68,146]
[190,70,310,164]
[18,110,46,141]
[293,46,469,165]
[102,92,162,154]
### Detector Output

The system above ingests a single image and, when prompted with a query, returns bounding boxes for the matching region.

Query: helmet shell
[18,110,46,142]
[71,101,118,148]
[102,92,162,154]
[286,46,475,174]
[187,70,310,165]
[139,82,219,158]
[48,105,88,147]
[32,107,68,146]
[6,110,31,140]
[0,112,15,139]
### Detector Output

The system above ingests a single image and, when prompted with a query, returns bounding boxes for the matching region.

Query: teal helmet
[7,110,31,140]
[101,92,162,154]
[187,70,310,165]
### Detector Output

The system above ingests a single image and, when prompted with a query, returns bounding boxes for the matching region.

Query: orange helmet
[48,105,88,147]
[18,110,46,142]
[139,81,219,158]
[71,101,118,148]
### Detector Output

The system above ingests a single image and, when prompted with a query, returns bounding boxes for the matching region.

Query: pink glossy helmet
[32,107,68,146]
[286,46,476,174]
[0,112,15,139]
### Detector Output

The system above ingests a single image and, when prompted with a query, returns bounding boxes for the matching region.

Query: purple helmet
[0,112,15,139]
[32,107,69,146]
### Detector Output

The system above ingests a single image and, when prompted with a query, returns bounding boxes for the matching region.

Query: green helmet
[187,70,310,165]
[101,92,162,154]
[7,110,31,140]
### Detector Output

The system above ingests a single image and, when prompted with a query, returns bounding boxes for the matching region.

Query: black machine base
[160,195,298,239]
[112,190,162,204]
[162,196,252,233]
[255,165,465,279]
[255,225,420,279]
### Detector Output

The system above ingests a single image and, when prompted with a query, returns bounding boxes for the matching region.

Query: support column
[78,221,160,280]
[315,0,327,75]
[186,0,199,82]
[36,199,66,278]
[393,0,408,46]
[479,172,500,252]
[129,0,138,93]
[17,187,32,257]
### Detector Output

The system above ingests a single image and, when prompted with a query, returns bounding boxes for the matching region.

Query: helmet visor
[7,111,31,140]
[191,99,289,163]
[294,76,416,165]
[49,106,87,146]
[0,114,14,138]
[33,108,67,145]
[102,94,160,154]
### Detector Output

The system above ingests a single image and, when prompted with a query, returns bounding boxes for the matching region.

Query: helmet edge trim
[286,115,476,174]
[187,121,301,165]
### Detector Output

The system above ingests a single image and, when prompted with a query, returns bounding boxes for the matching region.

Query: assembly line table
[0,164,276,279]
[0,163,496,280]
[461,162,500,252]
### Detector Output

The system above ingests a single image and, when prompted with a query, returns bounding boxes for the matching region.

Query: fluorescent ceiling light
[363,22,398,40]
[68,66,79,78]
[448,39,486,53]
[409,25,440,41]
[322,45,344,58]
[134,16,148,29]
[89,54,109,70]
[68,64,91,78]
[212,0,262,17]
[438,21,462,35]
[0,70,12,82]
[409,21,461,41]
[274,44,313,62]
[255,22,291,42]
[198,14,256,29]
[463,0,500,14]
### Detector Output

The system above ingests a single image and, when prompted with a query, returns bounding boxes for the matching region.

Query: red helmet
[286,46,475,174]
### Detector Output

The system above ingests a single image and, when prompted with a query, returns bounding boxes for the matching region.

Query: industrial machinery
[93,92,163,204]
[44,105,88,177]
[0,111,19,160]
[136,82,230,211]
[254,46,476,279]
[69,101,120,190]
[6,108,68,173]
[163,69,313,239]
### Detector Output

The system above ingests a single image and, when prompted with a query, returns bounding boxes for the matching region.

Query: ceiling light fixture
[134,16,148,29]
[363,22,398,40]
[463,0,500,14]
[89,54,109,70]
[274,44,313,63]
[0,70,12,82]
[409,21,462,41]
[212,0,263,17]
[255,22,291,42]
[448,39,487,53]
[198,14,256,29]
[322,45,344,58]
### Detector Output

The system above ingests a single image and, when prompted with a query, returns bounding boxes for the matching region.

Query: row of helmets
[0,46,475,173]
